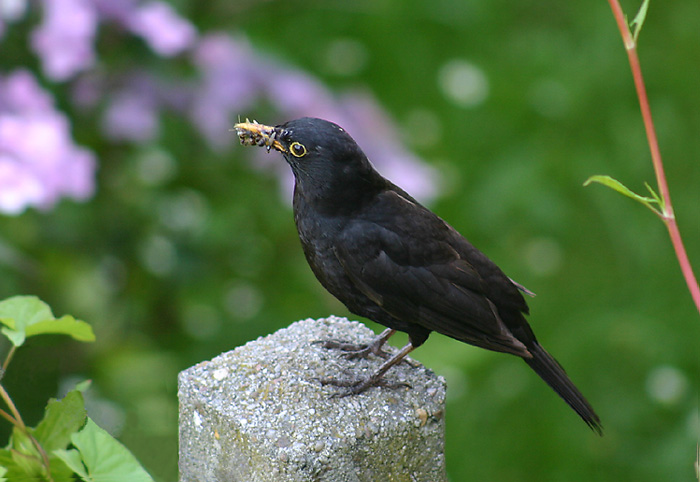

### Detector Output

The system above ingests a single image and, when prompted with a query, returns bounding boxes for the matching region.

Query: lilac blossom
[196,42,440,203]
[0,70,96,215]
[5,0,438,209]
[186,34,439,203]
[31,0,98,81]
[189,34,260,150]
[262,68,339,121]
[101,74,162,142]
[127,1,197,57]
[90,0,138,23]
[102,91,159,143]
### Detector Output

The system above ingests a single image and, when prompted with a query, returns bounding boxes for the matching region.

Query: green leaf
[644,182,665,209]
[33,389,87,453]
[54,448,88,479]
[0,449,13,467]
[8,427,44,477]
[0,450,15,482]
[584,175,662,216]
[75,379,93,392]
[54,418,154,482]
[25,315,95,342]
[0,296,54,347]
[0,327,24,347]
[0,391,85,481]
[0,295,94,347]
[47,454,78,482]
[0,295,53,326]
[0,318,15,330]
[630,0,651,42]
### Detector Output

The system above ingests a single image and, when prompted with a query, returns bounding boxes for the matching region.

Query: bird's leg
[320,328,396,360]
[321,341,417,395]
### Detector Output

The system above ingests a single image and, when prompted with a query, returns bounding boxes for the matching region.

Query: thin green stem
[0,406,18,425]
[0,383,25,430]
[0,383,54,481]
[31,432,55,482]
[607,0,700,316]
[3,345,17,372]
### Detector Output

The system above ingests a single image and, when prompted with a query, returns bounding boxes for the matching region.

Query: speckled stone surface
[178,316,447,482]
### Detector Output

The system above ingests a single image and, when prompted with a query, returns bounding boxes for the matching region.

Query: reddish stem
[607,0,700,315]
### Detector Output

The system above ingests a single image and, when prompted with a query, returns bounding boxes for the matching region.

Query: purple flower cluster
[126,1,196,57]
[30,0,197,82]
[188,34,440,202]
[0,70,95,214]
[31,0,98,82]
[0,0,439,215]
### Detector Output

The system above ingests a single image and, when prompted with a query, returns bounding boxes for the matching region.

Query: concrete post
[178,316,447,482]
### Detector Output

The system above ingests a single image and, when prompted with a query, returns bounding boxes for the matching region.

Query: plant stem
[607,0,700,315]
[0,383,54,481]
[2,345,16,373]
[0,383,25,430]
[0,407,18,425]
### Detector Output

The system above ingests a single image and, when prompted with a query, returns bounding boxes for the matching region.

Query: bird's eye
[290,142,307,158]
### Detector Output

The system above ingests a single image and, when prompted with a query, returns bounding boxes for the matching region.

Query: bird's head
[234,117,385,206]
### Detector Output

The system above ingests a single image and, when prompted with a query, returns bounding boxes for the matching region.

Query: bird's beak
[233,120,286,153]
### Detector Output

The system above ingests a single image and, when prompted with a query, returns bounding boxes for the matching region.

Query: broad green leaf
[8,427,44,477]
[0,449,31,482]
[0,318,15,329]
[33,389,87,453]
[0,460,30,482]
[25,315,95,342]
[0,327,24,347]
[0,449,15,481]
[0,296,53,327]
[0,449,13,466]
[57,418,154,482]
[584,175,662,216]
[0,295,94,346]
[53,448,88,479]
[48,454,78,482]
[0,296,54,347]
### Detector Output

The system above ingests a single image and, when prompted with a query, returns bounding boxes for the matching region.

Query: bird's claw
[315,339,392,360]
[317,375,411,397]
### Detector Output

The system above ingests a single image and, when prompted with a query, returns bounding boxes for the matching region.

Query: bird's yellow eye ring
[290,142,307,158]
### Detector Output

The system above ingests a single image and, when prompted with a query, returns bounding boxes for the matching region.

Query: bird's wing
[334,191,530,357]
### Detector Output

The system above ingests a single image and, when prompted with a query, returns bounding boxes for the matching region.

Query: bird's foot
[315,339,392,360]
[318,374,411,396]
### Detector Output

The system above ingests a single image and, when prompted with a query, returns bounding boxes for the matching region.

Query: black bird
[234,117,602,434]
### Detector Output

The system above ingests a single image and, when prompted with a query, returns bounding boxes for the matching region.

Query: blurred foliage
[1,0,699,481]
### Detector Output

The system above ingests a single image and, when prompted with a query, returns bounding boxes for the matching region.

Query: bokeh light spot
[438,59,489,108]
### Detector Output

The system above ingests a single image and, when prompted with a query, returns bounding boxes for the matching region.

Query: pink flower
[31,0,98,81]
[102,90,159,142]
[189,34,258,150]
[128,1,196,57]
[0,70,96,214]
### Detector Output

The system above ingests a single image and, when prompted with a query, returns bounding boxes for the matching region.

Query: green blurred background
[1,0,698,480]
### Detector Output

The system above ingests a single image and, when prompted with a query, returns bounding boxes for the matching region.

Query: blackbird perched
[234,117,602,433]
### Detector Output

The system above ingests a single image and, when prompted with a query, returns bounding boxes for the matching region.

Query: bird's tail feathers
[524,342,603,435]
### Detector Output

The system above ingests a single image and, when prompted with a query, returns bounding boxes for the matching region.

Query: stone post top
[178,316,448,481]
[180,316,446,438]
